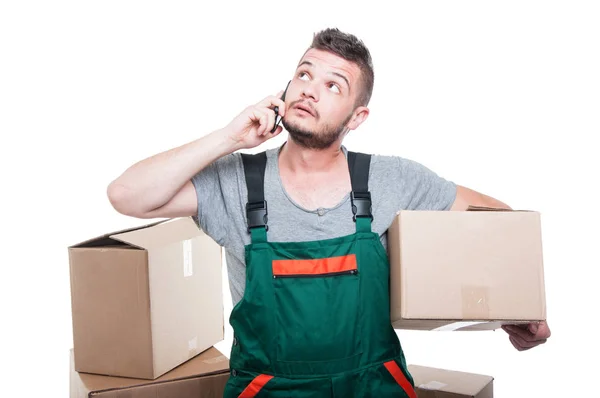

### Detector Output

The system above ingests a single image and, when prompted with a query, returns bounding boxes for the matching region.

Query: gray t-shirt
[191,144,457,306]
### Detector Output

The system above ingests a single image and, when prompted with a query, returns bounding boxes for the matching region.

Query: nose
[301,80,319,102]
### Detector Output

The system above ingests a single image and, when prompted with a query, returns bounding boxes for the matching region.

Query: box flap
[90,373,229,398]
[71,346,229,394]
[466,205,529,212]
[408,364,493,396]
[466,205,510,211]
[392,319,529,331]
[69,219,168,249]
[110,217,204,250]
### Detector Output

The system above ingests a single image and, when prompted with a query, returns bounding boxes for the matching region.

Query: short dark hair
[308,28,374,107]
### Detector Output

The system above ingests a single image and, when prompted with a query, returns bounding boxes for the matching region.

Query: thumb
[271,125,284,137]
[528,322,539,335]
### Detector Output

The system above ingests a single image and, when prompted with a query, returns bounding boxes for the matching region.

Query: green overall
[223,151,417,398]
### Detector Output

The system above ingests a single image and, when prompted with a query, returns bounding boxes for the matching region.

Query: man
[107,28,550,397]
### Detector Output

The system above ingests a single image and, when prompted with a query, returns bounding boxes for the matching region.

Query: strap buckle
[351,191,373,222]
[246,201,268,232]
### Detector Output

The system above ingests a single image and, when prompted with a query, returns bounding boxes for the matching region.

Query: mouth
[293,103,315,117]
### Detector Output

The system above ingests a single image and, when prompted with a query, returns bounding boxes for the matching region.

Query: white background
[1,1,598,396]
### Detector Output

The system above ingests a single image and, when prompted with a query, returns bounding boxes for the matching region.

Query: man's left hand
[501,321,551,351]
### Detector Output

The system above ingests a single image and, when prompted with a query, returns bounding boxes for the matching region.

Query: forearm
[107,128,236,215]
[450,185,512,210]
[480,193,511,209]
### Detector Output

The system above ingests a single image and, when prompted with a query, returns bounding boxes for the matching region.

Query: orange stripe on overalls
[272,254,357,276]
[384,360,417,398]
[238,374,274,398]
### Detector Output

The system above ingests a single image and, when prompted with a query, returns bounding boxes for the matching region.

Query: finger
[258,95,286,113]
[509,332,546,350]
[271,125,283,136]
[257,94,277,107]
[250,108,267,136]
[509,336,521,350]
[536,321,551,339]
[503,325,537,342]
[509,336,537,351]
[528,322,539,335]
[265,107,275,134]
[277,99,286,116]
[257,112,268,136]
[509,336,530,351]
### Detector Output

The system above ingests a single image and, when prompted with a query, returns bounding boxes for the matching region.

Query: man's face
[282,48,369,150]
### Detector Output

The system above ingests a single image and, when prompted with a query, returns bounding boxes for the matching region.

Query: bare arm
[107,130,236,219]
[449,185,512,210]
[106,92,287,219]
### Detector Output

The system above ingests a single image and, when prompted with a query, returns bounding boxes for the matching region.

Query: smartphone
[271,80,291,133]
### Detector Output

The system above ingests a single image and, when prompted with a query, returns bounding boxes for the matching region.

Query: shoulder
[216,150,244,169]
[201,150,247,180]
[348,149,431,179]
[348,148,457,210]
[235,147,280,169]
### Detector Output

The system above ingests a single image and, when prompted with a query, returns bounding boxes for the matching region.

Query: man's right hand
[107,91,287,220]
[222,91,286,151]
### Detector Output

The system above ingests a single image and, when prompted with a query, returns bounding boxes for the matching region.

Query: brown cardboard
[69,217,224,379]
[70,347,230,398]
[389,206,546,331]
[408,364,494,398]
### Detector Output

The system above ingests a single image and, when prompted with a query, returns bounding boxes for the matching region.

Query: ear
[346,106,370,131]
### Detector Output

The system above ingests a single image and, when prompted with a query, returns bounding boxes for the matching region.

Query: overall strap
[347,151,373,233]
[241,151,268,243]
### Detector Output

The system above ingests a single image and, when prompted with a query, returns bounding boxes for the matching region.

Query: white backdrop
[1,1,598,396]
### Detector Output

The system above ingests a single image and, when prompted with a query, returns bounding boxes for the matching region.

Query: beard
[282,110,353,150]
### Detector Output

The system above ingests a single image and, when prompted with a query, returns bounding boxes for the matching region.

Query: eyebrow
[297,60,350,89]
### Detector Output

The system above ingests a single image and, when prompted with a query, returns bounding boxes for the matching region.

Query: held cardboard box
[389,206,546,331]
[408,364,494,398]
[70,346,230,398]
[69,217,224,379]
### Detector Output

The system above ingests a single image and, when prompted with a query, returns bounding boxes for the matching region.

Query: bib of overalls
[223,151,417,398]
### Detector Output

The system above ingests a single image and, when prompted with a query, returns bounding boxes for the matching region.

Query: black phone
[271,80,291,133]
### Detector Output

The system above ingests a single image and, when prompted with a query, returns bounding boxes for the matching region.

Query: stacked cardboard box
[70,347,229,397]
[68,217,229,397]
[387,205,547,396]
[408,365,494,398]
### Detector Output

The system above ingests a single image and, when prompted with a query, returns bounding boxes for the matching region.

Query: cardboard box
[408,364,494,398]
[389,206,546,331]
[69,217,224,379]
[70,346,230,398]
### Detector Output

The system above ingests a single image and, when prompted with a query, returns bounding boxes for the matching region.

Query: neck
[279,139,346,174]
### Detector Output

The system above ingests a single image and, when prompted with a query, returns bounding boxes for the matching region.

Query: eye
[327,82,340,94]
[298,71,310,81]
